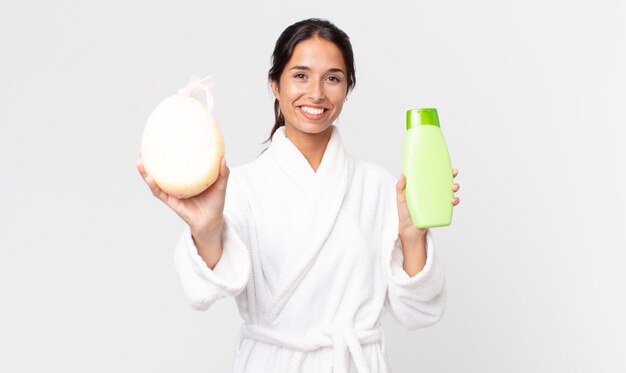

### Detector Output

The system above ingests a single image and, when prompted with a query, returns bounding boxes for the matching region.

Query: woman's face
[271,37,348,137]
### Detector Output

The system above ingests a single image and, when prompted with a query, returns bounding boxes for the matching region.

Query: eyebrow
[289,65,346,75]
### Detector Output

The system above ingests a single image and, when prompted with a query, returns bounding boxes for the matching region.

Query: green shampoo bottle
[403,108,454,228]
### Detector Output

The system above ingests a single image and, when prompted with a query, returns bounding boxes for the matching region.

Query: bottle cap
[406,108,440,129]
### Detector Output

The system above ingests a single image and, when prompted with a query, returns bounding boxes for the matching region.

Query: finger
[453,183,460,192]
[136,158,154,188]
[452,168,458,178]
[452,197,460,206]
[141,172,177,205]
[137,158,164,197]
[213,157,230,189]
[220,157,230,180]
[202,157,229,196]
[136,157,148,179]
[396,174,406,191]
[396,174,407,204]
[143,175,167,202]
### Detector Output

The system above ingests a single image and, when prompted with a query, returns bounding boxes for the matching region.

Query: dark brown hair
[266,18,356,142]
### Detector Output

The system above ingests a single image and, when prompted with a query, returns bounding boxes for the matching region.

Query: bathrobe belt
[239,324,383,373]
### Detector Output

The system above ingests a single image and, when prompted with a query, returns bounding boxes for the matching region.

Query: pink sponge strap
[178,75,215,114]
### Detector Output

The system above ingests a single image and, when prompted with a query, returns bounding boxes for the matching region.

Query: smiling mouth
[299,106,328,120]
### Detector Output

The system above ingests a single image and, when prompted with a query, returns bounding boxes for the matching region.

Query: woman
[138,18,460,373]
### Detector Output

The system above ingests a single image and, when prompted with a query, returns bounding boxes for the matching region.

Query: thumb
[396,174,407,204]
[211,157,230,192]
[219,157,230,180]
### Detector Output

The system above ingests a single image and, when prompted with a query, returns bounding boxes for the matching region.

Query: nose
[307,79,325,101]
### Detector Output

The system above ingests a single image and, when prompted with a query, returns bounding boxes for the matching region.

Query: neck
[284,126,333,172]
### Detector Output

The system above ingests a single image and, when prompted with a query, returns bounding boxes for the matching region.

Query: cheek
[277,78,305,100]
[333,98,345,111]
[330,89,347,109]
[332,103,344,120]
[284,84,306,101]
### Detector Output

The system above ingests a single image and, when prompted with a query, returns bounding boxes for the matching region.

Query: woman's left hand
[396,168,461,238]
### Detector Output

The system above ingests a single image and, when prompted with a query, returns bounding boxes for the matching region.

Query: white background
[1,0,625,372]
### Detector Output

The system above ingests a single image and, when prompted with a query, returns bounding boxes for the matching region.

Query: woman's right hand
[136,156,230,247]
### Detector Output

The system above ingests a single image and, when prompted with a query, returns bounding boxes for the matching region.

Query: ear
[270,79,280,99]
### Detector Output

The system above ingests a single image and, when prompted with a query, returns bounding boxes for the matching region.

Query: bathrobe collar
[264,125,354,324]
[267,125,347,196]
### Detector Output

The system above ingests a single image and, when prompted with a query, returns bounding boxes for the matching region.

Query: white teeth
[302,106,324,115]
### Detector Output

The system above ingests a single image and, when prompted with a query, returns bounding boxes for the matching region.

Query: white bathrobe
[174,126,446,373]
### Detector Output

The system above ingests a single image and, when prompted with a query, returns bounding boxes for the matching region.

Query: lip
[297,105,330,121]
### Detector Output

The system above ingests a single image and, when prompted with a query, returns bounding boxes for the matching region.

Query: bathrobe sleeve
[173,171,251,311]
[383,175,447,330]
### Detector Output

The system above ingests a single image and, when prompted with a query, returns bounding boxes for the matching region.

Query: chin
[296,122,334,135]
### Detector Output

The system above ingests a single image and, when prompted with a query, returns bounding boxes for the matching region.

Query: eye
[326,76,341,83]
[293,73,307,79]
